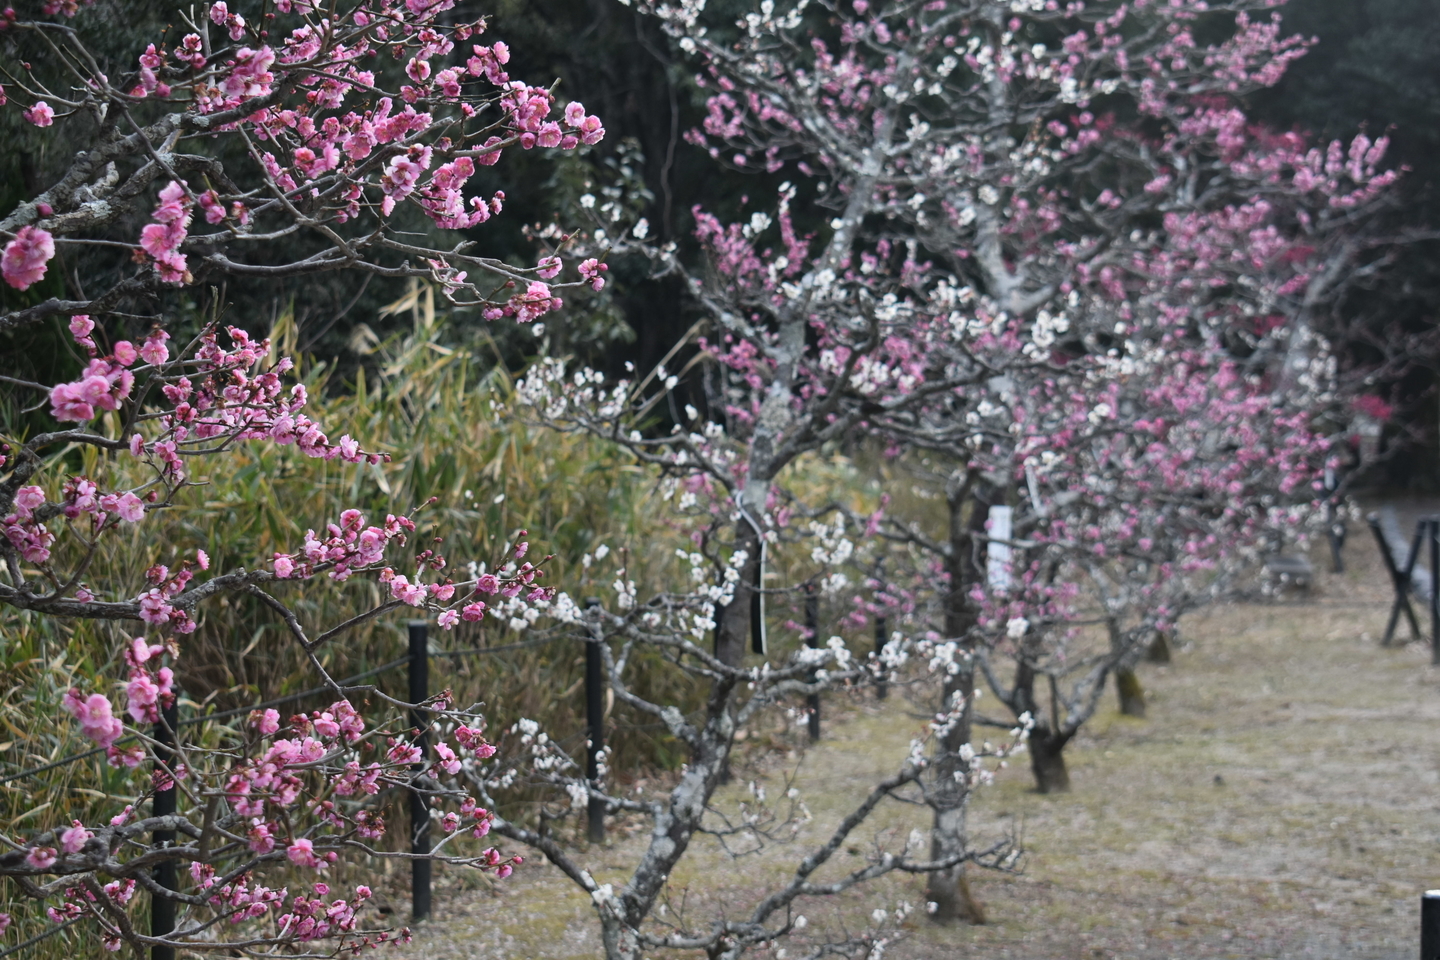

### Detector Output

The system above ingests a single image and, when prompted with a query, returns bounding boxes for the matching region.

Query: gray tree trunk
[1116,666,1146,717]
[1145,630,1172,663]
[1028,726,1072,794]
[925,475,990,924]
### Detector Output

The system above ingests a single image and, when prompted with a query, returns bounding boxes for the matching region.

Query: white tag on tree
[987,505,1013,592]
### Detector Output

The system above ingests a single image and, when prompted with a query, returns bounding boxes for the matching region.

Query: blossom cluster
[1,0,609,312]
[29,675,518,951]
[5,324,394,622]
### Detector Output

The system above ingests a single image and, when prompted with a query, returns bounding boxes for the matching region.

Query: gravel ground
[398,529,1440,960]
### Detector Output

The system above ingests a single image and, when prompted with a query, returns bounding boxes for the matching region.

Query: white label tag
[987,505,1013,591]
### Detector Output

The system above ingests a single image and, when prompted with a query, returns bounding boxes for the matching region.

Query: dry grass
[401,533,1435,960]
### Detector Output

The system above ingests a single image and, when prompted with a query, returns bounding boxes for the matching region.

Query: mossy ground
[401,536,1436,960]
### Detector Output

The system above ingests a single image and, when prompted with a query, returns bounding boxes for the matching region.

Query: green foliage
[0,285,702,943]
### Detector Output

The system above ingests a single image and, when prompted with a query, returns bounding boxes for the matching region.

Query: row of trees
[0,0,1406,957]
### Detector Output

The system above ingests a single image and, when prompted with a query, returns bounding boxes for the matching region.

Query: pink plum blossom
[140,331,170,365]
[286,837,320,868]
[59,822,93,854]
[62,689,124,749]
[26,847,57,869]
[2,225,55,290]
[22,101,54,126]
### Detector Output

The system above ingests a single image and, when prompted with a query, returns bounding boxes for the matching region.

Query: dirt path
[400,537,1440,960]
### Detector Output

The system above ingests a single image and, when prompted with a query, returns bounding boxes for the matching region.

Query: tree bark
[600,917,642,960]
[925,474,990,925]
[1145,630,1172,664]
[715,511,763,669]
[1028,726,1072,794]
[1115,666,1146,717]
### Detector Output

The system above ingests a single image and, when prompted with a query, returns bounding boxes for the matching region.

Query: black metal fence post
[1429,519,1440,666]
[874,614,888,700]
[805,584,821,742]
[583,598,606,843]
[1424,890,1440,960]
[407,620,431,922]
[151,698,179,960]
[1368,512,1424,646]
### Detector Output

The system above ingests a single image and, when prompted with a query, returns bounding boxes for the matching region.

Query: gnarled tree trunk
[1145,630,1172,663]
[1012,660,1074,794]
[1028,725,1072,794]
[925,474,991,925]
[1116,666,1146,717]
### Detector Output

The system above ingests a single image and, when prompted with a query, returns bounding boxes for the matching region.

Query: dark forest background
[3,0,1439,486]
